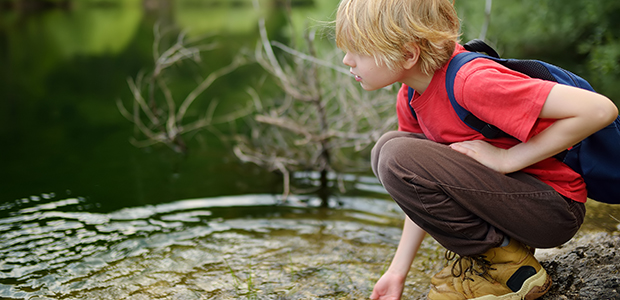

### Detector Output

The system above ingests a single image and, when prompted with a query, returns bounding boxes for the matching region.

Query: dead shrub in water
[233,18,398,204]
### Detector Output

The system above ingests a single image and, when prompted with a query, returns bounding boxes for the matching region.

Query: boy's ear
[402,43,420,70]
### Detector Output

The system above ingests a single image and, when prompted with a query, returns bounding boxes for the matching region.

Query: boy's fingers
[450,140,488,153]
[449,142,473,155]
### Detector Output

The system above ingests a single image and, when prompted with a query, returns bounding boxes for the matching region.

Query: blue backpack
[407,39,620,204]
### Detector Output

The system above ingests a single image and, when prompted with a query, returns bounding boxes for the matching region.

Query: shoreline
[536,231,620,299]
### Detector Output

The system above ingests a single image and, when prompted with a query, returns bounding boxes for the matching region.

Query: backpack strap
[445,52,508,139]
[407,52,509,139]
[407,86,417,120]
[408,40,576,140]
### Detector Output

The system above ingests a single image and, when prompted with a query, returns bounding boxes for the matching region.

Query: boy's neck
[403,70,434,95]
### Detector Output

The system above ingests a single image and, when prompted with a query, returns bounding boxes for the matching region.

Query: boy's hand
[370,270,406,300]
[451,84,618,175]
[450,140,513,174]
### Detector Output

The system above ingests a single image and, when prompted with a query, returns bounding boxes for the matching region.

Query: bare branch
[479,0,492,41]
[127,76,160,126]
[270,41,349,75]
[258,18,289,86]
[119,26,245,153]
[177,55,247,122]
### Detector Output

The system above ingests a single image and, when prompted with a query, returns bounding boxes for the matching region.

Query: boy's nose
[342,53,354,67]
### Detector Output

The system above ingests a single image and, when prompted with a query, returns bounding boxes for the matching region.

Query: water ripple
[0,193,414,299]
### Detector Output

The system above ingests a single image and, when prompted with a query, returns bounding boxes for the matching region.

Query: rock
[535,231,620,300]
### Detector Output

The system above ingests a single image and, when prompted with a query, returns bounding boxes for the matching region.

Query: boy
[335,0,618,299]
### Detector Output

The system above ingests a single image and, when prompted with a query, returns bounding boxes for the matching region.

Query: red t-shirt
[397,44,587,202]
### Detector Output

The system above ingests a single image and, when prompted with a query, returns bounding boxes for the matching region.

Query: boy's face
[342,51,405,91]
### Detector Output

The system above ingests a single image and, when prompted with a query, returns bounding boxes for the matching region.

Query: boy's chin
[360,84,379,91]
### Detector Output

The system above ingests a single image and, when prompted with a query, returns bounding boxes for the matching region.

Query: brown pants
[371,131,585,256]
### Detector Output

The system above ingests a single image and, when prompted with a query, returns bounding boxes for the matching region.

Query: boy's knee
[372,131,425,156]
[372,131,403,176]
[374,136,459,189]
[373,134,427,182]
[371,131,423,177]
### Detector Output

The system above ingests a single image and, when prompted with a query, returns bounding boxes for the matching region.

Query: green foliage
[456,0,620,105]
[174,0,264,37]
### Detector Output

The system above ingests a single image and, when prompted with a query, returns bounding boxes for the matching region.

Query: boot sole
[471,268,551,300]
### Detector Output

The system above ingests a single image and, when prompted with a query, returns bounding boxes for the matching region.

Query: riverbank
[537,231,620,299]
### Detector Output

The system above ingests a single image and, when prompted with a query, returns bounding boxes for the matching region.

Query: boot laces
[445,250,496,281]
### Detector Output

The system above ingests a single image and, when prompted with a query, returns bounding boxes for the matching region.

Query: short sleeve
[453,60,556,142]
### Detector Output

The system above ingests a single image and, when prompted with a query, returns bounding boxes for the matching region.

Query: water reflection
[0,187,450,299]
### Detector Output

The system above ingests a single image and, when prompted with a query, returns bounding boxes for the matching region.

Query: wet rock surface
[536,231,620,300]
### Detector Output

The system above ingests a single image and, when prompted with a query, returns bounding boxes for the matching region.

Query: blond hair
[336,0,460,75]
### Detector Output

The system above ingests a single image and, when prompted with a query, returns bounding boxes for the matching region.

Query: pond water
[2,187,619,299]
[0,184,452,299]
[1,1,432,298]
[1,1,619,299]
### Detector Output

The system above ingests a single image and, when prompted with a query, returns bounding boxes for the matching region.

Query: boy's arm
[370,216,426,300]
[450,84,618,174]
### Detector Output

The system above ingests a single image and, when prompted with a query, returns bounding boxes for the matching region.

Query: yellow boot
[428,239,551,300]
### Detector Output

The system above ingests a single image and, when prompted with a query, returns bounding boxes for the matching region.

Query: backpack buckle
[480,124,503,139]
